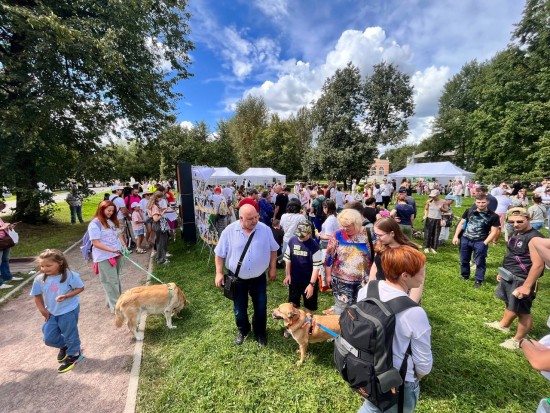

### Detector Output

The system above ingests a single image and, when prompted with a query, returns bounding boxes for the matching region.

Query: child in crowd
[131,202,146,253]
[271,218,285,268]
[31,249,84,373]
[283,222,322,312]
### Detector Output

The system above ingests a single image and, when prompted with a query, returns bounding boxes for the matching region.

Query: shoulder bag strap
[366,228,374,261]
[398,341,413,413]
[234,231,256,278]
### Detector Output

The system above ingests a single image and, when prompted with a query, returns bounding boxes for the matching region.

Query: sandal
[136,249,147,254]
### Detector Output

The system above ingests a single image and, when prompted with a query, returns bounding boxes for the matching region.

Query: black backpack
[334,280,418,413]
[314,195,326,221]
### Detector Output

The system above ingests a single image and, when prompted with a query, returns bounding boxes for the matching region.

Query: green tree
[228,95,270,171]
[0,0,193,222]
[309,62,414,185]
[381,144,418,173]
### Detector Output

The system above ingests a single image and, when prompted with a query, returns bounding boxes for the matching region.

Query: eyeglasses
[374,232,388,238]
[507,220,525,225]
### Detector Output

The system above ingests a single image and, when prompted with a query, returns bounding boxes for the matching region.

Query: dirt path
[0,244,150,413]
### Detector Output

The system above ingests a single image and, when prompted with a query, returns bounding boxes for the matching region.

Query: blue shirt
[283,236,322,284]
[393,203,415,225]
[215,221,279,279]
[30,271,84,316]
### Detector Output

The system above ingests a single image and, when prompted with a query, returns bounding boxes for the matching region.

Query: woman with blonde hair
[147,191,169,265]
[324,208,372,315]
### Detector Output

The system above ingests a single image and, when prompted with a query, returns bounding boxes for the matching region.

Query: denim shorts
[134,228,144,236]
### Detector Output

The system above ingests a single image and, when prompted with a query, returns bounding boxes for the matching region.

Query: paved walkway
[0,242,150,413]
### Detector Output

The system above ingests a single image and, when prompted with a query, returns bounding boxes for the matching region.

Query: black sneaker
[462,276,470,281]
[474,281,482,289]
[58,354,83,373]
[57,346,68,363]
[235,332,247,345]
[256,336,267,347]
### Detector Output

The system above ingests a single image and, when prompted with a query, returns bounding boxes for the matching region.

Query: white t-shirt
[112,196,126,221]
[357,281,432,382]
[321,215,339,237]
[334,191,345,208]
[139,198,149,219]
[495,195,513,214]
[222,187,233,203]
[280,213,307,243]
[381,183,393,197]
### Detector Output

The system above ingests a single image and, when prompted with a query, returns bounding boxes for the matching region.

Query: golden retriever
[271,302,341,366]
[114,282,187,340]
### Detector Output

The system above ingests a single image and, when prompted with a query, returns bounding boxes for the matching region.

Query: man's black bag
[223,231,255,300]
[334,280,418,413]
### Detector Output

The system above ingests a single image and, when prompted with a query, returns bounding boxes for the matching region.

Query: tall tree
[310,62,414,185]
[227,95,270,171]
[0,0,193,222]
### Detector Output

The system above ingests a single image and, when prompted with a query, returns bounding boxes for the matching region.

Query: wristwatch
[309,282,316,287]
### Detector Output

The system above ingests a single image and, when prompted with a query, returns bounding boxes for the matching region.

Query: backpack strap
[365,279,381,300]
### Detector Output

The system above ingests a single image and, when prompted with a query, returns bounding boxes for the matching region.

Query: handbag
[497,267,515,283]
[223,231,256,300]
[0,234,15,250]
[152,216,171,233]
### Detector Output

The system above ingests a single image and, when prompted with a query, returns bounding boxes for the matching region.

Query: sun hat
[295,222,312,238]
[429,189,440,198]
[131,202,140,209]
[445,194,456,201]
[111,185,124,191]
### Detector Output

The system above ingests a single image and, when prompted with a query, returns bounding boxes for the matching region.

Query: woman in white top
[454,180,464,207]
[357,246,432,413]
[280,201,307,257]
[319,200,339,249]
[529,196,548,231]
[422,190,447,254]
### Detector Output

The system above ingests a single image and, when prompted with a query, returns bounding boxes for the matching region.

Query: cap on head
[214,187,221,193]
[429,189,440,198]
[248,188,259,195]
[295,222,312,238]
[111,185,124,191]
[398,187,407,194]
[131,202,140,209]
[507,207,529,218]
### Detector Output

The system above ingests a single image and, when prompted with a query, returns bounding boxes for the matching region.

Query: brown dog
[272,302,340,366]
[114,282,187,340]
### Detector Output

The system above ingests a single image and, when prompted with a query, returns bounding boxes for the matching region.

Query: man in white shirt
[222,183,234,204]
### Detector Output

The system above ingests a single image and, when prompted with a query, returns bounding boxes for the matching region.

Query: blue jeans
[531,222,544,230]
[455,195,462,207]
[42,306,81,356]
[460,238,488,282]
[232,273,267,338]
[0,247,13,282]
[69,205,84,224]
[358,380,420,413]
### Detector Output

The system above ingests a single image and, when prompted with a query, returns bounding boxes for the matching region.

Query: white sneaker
[430,248,438,254]
[166,252,172,257]
[484,321,510,333]
[10,277,24,281]
[499,338,520,350]
[0,284,14,289]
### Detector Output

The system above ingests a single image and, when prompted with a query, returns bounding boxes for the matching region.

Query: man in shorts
[484,207,545,349]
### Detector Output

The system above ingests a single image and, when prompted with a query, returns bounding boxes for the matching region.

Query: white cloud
[179,121,194,130]
[145,37,172,73]
[251,0,289,20]
[411,66,450,117]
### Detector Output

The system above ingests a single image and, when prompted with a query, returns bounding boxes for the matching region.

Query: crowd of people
[211,176,549,413]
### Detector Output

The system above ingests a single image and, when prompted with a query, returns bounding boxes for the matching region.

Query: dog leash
[123,255,166,285]
[305,317,340,338]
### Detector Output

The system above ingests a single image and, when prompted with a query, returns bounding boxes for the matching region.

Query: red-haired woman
[368,217,424,303]
[357,246,432,413]
[88,200,127,313]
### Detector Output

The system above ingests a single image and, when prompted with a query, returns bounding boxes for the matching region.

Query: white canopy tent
[388,161,475,184]
[205,167,240,185]
[240,167,286,186]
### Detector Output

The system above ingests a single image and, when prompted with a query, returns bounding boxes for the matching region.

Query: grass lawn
[137,196,550,412]
[2,194,105,258]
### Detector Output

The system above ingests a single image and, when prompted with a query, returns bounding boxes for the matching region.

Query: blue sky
[171,0,525,144]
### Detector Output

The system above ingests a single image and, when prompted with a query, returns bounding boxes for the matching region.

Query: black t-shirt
[462,208,500,241]
[503,228,543,278]
[271,227,284,256]
[275,193,289,220]
[363,207,378,224]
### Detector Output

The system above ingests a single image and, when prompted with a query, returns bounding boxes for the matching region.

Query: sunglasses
[507,220,525,224]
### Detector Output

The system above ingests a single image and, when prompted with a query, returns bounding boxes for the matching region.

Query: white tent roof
[206,167,240,185]
[388,161,475,180]
[240,167,286,185]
